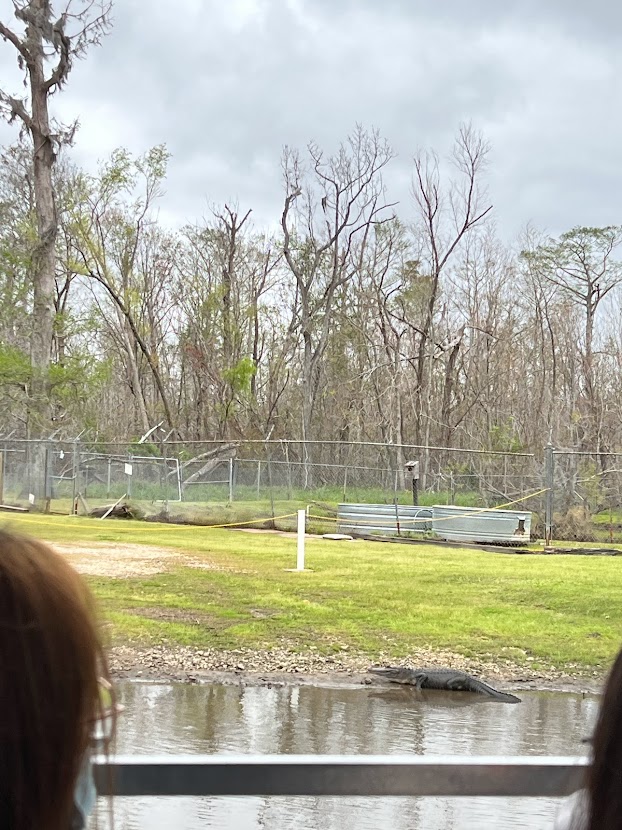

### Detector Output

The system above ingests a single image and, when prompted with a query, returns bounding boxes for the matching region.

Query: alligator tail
[472,679,521,703]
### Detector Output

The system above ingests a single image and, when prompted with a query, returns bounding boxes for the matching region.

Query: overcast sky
[1,0,621,239]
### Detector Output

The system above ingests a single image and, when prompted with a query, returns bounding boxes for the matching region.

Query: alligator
[368,666,521,703]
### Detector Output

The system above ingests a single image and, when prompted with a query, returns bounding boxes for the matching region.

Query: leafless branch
[0,18,32,63]
[0,89,33,130]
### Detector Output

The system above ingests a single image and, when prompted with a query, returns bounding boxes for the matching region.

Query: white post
[296,508,306,571]
[176,457,183,501]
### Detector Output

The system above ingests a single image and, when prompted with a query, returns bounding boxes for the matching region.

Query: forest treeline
[1,2,621,467]
[1,126,622,458]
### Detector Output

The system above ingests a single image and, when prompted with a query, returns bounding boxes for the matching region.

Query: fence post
[394,498,401,536]
[71,440,79,515]
[44,445,52,509]
[107,457,112,498]
[412,464,419,506]
[265,443,276,527]
[545,443,554,545]
[285,442,293,500]
[176,458,183,501]
[0,448,4,505]
[228,457,234,503]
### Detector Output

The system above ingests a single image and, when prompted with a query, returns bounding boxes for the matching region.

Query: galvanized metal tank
[337,503,433,535]
[432,504,531,545]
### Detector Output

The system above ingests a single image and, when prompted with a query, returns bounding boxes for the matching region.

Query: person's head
[585,645,622,830]
[0,529,111,830]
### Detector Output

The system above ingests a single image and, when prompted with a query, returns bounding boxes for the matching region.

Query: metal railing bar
[92,755,588,798]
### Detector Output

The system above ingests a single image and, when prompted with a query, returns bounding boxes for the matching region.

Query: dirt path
[52,540,231,577]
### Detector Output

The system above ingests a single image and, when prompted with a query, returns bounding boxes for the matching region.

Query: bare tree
[448,231,521,449]
[71,146,180,436]
[0,0,112,502]
[410,124,492,454]
[522,226,622,451]
[176,207,279,438]
[361,222,416,480]
[281,126,395,481]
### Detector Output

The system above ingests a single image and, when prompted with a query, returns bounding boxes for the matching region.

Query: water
[102,682,598,830]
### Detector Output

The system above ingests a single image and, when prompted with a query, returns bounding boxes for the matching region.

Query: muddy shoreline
[109,645,605,694]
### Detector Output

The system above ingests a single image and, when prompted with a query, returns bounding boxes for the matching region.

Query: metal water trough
[337,503,432,535]
[337,503,531,545]
[432,505,531,545]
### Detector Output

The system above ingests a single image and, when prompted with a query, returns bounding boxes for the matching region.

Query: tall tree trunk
[394,393,406,490]
[0,0,112,494]
[301,326,314,488]
[583,301,598,450]
[27,17,57,505]
[441,332,463,447]
[122,323,151,435]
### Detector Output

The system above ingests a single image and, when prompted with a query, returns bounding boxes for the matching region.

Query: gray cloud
[0,0,620,239]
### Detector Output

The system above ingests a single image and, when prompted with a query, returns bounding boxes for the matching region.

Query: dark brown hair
[585,645,622,830]
[0,529,111,830]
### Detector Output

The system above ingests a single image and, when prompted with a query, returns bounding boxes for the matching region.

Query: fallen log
[182,443,238,485]
[89,501,145,520]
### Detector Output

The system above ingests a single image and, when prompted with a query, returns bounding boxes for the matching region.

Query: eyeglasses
[90,678,124,746]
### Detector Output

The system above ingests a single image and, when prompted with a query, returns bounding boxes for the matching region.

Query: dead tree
[522,226,622,453]
[0,0,112,504]
[281,126,395,484]
[410,124,492,453]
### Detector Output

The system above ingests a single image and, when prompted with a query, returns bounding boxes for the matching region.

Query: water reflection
[101,682,597,830]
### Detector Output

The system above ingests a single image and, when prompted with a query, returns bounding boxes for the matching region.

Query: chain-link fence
[11,438,622,544]
[548,449,622,544]
[0,437,550,531]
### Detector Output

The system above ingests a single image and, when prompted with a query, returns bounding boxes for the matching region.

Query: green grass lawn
[2,513,621,674]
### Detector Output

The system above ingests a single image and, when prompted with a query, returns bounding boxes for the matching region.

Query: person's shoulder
[553,790,588,830]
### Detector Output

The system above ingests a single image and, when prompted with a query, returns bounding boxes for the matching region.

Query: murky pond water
[101,682,597,830]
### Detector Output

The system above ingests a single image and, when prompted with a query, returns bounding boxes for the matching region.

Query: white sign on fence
[28,493,35,504]
[124,463,133,476]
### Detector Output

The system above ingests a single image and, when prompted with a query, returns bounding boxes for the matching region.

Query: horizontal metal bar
[182,479,229,485]
[0,438,536,456]
[553,450,622,457]
[92,755,588,798]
